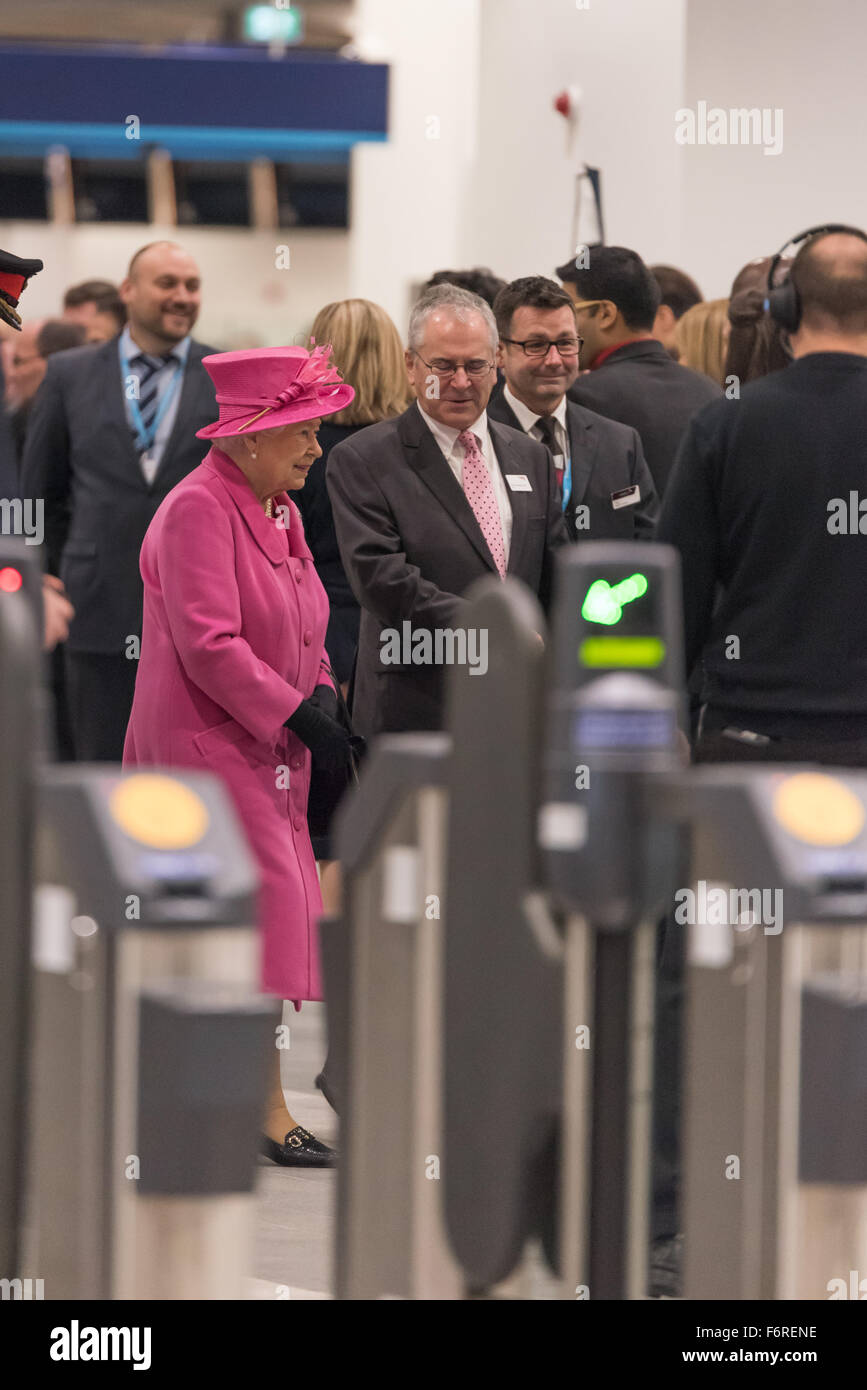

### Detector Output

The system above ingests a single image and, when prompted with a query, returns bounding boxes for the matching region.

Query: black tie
[536,416,562,498]
[536,415,559,454]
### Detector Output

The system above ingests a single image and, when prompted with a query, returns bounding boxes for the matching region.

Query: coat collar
[590,338,670,369]
[205,446,310,565]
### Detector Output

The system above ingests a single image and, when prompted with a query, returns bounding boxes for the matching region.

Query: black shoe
[648,1233,683,1298]
[260,1126,337,1168]
[315,1070,340,1115]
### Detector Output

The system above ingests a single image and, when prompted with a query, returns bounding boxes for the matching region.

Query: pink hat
[196,343,354,439]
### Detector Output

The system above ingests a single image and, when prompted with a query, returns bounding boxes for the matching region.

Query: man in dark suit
[487,276,658,541]
[557,245,722,497]
[326,284,568,737]
[21,240,218,759]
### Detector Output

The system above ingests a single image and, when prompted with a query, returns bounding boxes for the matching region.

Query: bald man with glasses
[326,283,568,737]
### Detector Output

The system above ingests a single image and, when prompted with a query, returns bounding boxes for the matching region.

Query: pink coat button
[293,816,304,832]
[303,631,312,645]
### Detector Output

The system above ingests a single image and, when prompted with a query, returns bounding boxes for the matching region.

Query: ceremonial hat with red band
[0,249,44,331]
[196,343,354,439]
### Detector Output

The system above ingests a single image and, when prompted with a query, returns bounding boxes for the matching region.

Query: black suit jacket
[21,335,217,653]
[568,340,722,497]
[487,392,658,541]
[326,403,568,736]
[294,419,363,684]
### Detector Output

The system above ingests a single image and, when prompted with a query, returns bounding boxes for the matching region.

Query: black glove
[308,681,338,720]
[284,696,350,774]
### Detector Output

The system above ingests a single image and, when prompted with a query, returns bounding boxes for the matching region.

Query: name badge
[611,485,640,510]
[553,455,565,471]
[506,474,533,492]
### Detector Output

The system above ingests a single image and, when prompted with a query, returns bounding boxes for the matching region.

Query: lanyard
[120,342,184,454]
[561,451,572,512]
[541,417,572,512]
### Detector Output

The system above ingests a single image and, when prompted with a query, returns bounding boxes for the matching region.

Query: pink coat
[123,446,332,1002]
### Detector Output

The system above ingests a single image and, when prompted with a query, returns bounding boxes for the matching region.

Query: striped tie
[131,352,174,447]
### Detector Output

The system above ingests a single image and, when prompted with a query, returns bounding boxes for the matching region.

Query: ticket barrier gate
[328,543,867,1298]
[25,768,276,1300]
[0,543,279,1300]
[667,770,867,1299]
[321,735,462,1299]
[444,545,686,1299]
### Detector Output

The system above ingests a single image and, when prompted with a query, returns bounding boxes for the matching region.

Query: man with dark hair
[63,278,126,343]
[423,266,507,310]
[488,275,657,541]
[556,245,721,496]
[649,264,704,358]
[22,240,217,759]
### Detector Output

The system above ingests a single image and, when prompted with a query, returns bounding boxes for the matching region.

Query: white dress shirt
[120,324,191,483]
[416,400,513,563]
[503,384,570,470]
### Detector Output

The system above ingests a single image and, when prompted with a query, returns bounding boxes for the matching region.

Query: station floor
[250,1001,336,1300]
[248,1001,565,1301]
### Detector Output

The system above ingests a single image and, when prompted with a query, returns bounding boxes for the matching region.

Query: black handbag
[306,668,366,843]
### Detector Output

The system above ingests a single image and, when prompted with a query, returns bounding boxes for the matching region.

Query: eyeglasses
[500,335,584,358]
[414,353,495,380]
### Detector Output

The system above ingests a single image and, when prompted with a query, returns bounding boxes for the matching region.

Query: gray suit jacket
[487,391,658,542]
[21,334,217,652]
[326,403,568,736]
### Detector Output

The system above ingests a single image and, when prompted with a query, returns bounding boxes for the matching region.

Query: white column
[684,0,867,297]
[463,0,687,282]
[348,0,482,331]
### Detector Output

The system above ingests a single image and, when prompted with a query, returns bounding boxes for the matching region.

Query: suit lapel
[105,337,147,482]
[566,399,599,506]
[400,406,499,572]
[154,339,204,484]
[489,419,532,578]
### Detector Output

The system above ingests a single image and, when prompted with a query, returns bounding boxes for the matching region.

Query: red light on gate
[0,567,23,593]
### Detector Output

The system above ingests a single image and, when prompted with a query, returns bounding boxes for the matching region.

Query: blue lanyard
[120,343,184,454]
[561,452,572,512]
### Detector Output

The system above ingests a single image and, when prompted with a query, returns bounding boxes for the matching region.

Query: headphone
[765,223,867,332]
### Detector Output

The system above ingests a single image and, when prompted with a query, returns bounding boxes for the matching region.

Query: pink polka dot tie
[458,429,506,578]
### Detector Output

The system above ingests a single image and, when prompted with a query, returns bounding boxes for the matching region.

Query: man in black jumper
[659,227,867,762]
[650,226,867,1297]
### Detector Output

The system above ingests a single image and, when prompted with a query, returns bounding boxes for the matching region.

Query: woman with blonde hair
[298,298,413,696]
[675,297,731,387]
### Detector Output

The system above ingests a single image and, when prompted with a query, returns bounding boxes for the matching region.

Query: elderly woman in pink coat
[124,344,354,1166]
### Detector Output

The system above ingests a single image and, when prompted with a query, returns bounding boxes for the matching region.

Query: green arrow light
[581,573,648,626]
